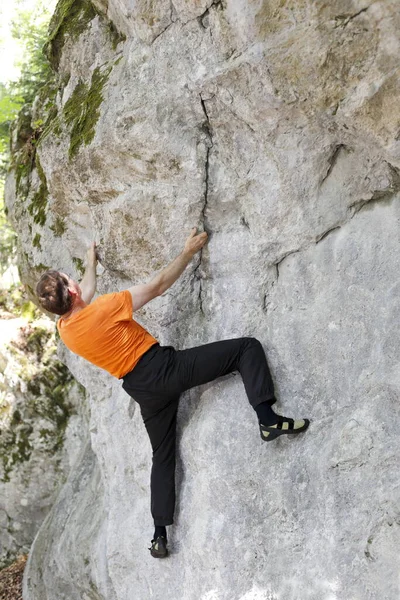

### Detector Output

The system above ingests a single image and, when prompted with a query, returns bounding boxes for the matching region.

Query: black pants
[122,337,275,526]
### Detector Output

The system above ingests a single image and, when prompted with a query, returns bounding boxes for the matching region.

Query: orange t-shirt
[57,290,158,378]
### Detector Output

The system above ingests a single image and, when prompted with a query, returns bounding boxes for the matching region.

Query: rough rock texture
[4,0,400,598]
[0,305,86,569]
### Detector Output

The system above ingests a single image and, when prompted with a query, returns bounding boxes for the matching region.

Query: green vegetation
[0,0,126,239]
[8,3,54,107]
[0,283,41,320]
[27,155,48,225]
[32,233,42,249]
[44,0,126,68]
[64,65,112,159]
[0,1,94,516]
[44,0,98,69]
[0,85,24,173]
[108,23,127,51]
[50,215,66,236]
[0,181,17,276]
[0,2,56,276]
[72,256,84,274]
[0,2,54,176]
[0,410,33,483]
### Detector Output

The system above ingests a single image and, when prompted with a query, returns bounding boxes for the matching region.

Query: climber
[35,229,310,559]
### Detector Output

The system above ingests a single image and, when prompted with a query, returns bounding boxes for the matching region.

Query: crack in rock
[350,162,400,216]
[198,0,224,29]
[320,144,347,186]
[151,20,173,45]
[193,94,214,315]
[275,249,300,276]
[262,266,279,313]
[334,6,370,28]
[316,226,341,244]
[170,0,178,23]
[200,94,213,229]
[240,216,250,229]
[270,172,400,294]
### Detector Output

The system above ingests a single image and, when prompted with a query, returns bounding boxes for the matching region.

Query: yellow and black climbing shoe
[149,536,168,558]
[260,418,310,442]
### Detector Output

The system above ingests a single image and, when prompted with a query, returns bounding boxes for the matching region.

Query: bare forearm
[80,263,97,301]
[127,229,207,310]
[79,242,98,302]
[152,250,194,295]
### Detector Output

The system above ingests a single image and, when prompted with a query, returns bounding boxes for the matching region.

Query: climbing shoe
[260,417,310,442]
[149,536,168,558]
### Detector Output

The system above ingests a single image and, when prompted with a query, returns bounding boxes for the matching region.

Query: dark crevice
[170,1,178,22]
[316,226,341,244]
[350,191,396,217]
[262,268,278,313]
[151,21,173,44]
[274,249,300,275]
[200,94,213,231]
[385,161,400,187]
[200,95,212,139]
[266,162,400,297]
[350,163,400,217]
[194,94,214,316]
[334,6,370,28]
[198,0,224,29]
[240,216,250,229]
[320,144,346,185]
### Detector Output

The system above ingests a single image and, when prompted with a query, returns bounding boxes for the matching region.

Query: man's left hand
[86,242,98,267]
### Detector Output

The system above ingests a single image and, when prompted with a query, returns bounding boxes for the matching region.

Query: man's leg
[139,395,179,557]
[175,337,274,407]
[173,337,309,438]
[140,397,179,526]
[123,348,179,558]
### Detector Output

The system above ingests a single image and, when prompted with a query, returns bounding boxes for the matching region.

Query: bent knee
[243,336,261,347]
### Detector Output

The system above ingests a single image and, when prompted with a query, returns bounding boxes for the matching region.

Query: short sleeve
[115,290,133,321]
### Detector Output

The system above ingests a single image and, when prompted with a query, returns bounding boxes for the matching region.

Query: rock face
[4,0,400,598]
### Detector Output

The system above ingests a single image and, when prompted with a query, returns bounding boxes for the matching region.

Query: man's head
[36,270,81,315]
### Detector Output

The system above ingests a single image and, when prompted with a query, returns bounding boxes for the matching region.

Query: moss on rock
[1,322,79,483]
[27,157,49,226]
[50,216,67,237]
[108,21,126,50]
[14,159,32,199]
[72,257,85,275]
[12,87,57,210]
[63,65,112,159]
[44,0,98,70]
[33,80,59,130]
[11,106,35,200]
[44,0,126,69]
[32,233,42,249]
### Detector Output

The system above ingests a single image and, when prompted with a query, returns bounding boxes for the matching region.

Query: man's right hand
[127,228,209,311]
[184,228,208,257]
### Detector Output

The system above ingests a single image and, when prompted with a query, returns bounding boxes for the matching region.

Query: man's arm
[79,242,98,304]
[128,228,208,311]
